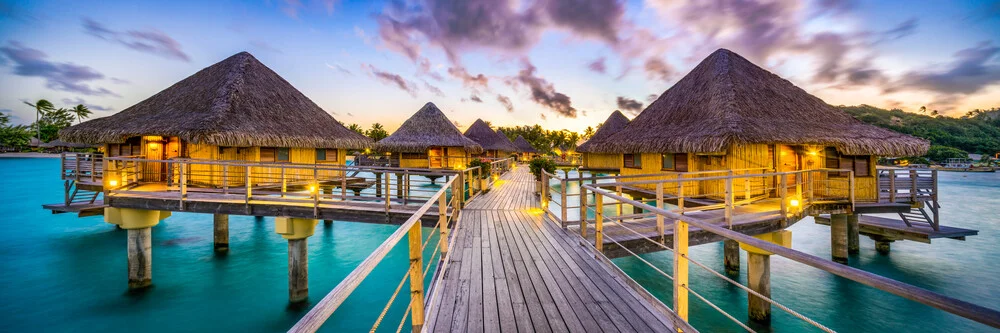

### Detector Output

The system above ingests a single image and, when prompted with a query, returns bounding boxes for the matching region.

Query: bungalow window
[316,148,338,162]
[260,147,290,162]
[624,153,641,168]
[661,154,674,170]
[825,147,870,177]
[675,153,688,172]
[402,152,428,159]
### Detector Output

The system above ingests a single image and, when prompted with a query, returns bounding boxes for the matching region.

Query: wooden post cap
[275,217,319,240]
[739,230,792,256]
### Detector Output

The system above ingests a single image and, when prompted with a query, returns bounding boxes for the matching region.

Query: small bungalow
[497,129,517,159]
[513,135,538,161]
[590,49,928,202]
[464,119,517,159]
[576,110,630,172]
[59,51,372,187]
[375,102,483,169]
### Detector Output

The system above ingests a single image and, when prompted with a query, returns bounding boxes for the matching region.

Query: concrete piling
[747,252,771,324]
[724,240,740,275]
[847,214,860,255]
[276,217,318,303]
[830,213,849,264]
[213,214,229,252]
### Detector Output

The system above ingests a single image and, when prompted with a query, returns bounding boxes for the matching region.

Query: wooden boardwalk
[427,166,683,333]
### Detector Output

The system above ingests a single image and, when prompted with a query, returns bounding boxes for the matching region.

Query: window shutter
[328,149,338,162]
[675,153,688,172]
[854,156,870,177]
[260,148,276,162]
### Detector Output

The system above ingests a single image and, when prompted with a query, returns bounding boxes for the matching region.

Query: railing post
[281,167,288,198]
[615,185,623,222]
[795,172,803,207]
[341,166,347,200]
[807,171,814,203]
[541,172,549,209]
[456,172,464,209]
[404,171,410,205]
[678,174,685,213]
[75,154,81,181]
[889,169,897,203]
[595,194,603,252]
[779,174,787,218]
[909,169,917,202]
[407,222,425,333]
[725,171,733,228]
[656,183,665,243]
[385,171,392,213]
[223,164,229,194]
[580,185,588,237]
[743,177,750,201]
[560,178,568,225]
[439,192,449,258]
[90,155,96,182]
[179,161,187,210]
[246,165,252,203]
[850,171,856,210]
[673,219,689,321]
[313,167,320,214]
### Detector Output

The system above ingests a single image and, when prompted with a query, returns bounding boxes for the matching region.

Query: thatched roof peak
[513,135,538,153]
[375,102,483,153]
[464,119,517,152]
[576,110,630,152]
[591,48,928,156]
[59,51,372,149]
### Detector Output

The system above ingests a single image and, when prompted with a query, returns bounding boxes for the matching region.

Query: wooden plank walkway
[815,214,978,243]
[427,166,682,333]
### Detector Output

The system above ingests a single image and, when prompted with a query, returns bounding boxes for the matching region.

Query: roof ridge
[716,51,743,145]
[202,53,252,136]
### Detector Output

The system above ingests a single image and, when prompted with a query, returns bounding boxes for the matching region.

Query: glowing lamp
[109,179,119,187]
[789,198,800,207]
[308,185,318,193]
[807,150,818,156]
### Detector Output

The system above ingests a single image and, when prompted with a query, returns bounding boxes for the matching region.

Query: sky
[0,0,998,133]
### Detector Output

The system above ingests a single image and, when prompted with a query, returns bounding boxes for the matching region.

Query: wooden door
[429,147,443,168]
[778,145,801,186]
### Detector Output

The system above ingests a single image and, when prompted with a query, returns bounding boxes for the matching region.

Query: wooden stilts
[407,221,425,332]
[724,239,740,275]
[288,238,309,303]
[847,214,860,255]
[213,214,229,252]
[747,252,771,324]
[831,213,848,264]
[127,227,152,289]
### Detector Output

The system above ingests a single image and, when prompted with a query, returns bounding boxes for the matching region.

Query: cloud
[615,96,643,115]
[506,59,577,118]
[646,94,659,103]
[61,97,114,112]
[469,94,483,103]
[326,62,352,75]
[587,57,606,73]
[250,40,283,54]
[82,18,190,62]
[542,0,624,44]
[539,113,547,120]
[347,112,354,117]
[110,77,130,84]
[876,18,918,43]
[424,81,445,97]
[417,57,444,81]
[448,66,490,89]
[364,64,418,96]
[895,42,1000,95]
[0,41,119,97]
[643,57,673,82]
[497,94,514,112]
[280,0,339,18]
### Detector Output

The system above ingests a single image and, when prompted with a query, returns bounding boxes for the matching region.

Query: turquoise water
[1,158,998,332]
[0,158,436,332]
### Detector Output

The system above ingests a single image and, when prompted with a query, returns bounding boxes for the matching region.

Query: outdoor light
[790,198,800,207]
[109,179,118,187]
[808,150,818,156]
[309,185,318,193]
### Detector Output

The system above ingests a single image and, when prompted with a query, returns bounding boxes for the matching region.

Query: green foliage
[32,108,75,142]
[839,105,1000,155]
[496,125,581,154]
[0,110,31,148]
[468,159,492,179]
[348,123,365,135]
[925,145,968,162]
[365,123,389,142]
[69,104,92,124]
[528,157,556,181]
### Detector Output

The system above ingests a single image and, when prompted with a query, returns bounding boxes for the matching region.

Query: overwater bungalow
[375,102,483,169]
[590,48,928,203]
[576,110,630,172]
[496,129,517,159]
[464,119,517,159]
[513,135,538,161]
[60,51,372,189]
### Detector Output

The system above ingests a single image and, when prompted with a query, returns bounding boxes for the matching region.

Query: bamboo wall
[582,153,620,170]
[399,147,470,169]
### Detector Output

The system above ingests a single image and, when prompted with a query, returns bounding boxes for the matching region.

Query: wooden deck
[427,166,686,333]
[815,214,978,243]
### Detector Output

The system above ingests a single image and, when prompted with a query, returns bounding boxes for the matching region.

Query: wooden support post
[615,185,623,220]
[179,161,187,210]
[560,179,568,224]
[288,238,309,303]
[747,252,771,324]
[847,214,860,255]
[245,166,252,202]
[779,174,787,218]
[407,222,426,333]
[127,227,153,289]
[213,214,229,252]
[579,186,588,237]
[323,188,333,225]
[889,169,897,202]
[909,169,917,202]
[439,193,449,258]
[281,167,287,198]
[653,183,665,244]
[540,172,548,208]
[744,177,751,201]
[678,175,685,214]
[340,167,347,200]
[595,194,603,252]
[673,219,689,321]
[875,239,892,255]
[725,171,733,227]
[385,173,392,212]
[830,213,849,264]
[724,239,740,275]
[375,172,383,198]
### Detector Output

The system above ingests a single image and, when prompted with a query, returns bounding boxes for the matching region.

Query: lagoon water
[1,157,998,332]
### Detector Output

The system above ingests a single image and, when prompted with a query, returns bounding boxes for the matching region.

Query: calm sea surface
[1,158,997,332]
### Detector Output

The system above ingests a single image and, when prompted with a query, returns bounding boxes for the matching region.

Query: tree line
[1,99,93,148]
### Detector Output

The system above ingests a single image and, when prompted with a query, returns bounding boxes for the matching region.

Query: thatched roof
[39,139,97,148]
[375,102,483,153]
[464,119,517,152]
[513,135,538,153]
[591,49,929,156]
[497,129,515,147]
[59,52,372,149]
[576,110,629,153]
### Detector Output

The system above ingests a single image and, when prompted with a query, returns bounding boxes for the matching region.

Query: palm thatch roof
[464,119,517,152]
[576,110,629,153]
[39,139,97,148]
[513,135,538,153]
[591,49,928,156]
[59,52,372,149]
[375,102,483,153]
[497,129,516,147]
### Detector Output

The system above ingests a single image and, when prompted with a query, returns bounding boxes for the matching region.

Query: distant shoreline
[0,152,62,158]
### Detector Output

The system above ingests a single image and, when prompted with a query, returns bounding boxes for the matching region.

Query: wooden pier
[814,214,977,243]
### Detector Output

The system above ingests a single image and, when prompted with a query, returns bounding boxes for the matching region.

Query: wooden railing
[877,168,937,204]
[61,152,104,182]
[290,177,459,332]
[582,184,1000,331]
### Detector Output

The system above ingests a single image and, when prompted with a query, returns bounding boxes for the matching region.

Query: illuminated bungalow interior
[589,48,929,202]
[513,135,538,161]
[576,110,630,172]
[58,51,372,187]
[463,119,518,159]
[374,102,483,169]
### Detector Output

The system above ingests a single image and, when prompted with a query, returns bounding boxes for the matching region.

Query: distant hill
[838,105,1000,156]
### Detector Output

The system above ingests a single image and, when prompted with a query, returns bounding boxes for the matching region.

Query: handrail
[584,184,1000,330]
[289,177,456,332]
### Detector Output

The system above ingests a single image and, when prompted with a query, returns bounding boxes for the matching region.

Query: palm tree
[70,104,92,124]
[365,123,389,142]
[23,99,54,141]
